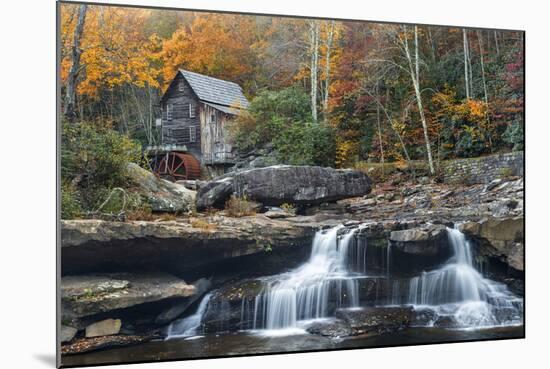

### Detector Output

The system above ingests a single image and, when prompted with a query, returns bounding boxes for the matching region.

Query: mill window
[166,104,173,120]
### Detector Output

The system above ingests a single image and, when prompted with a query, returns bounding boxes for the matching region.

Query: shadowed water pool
[62,325,524,367]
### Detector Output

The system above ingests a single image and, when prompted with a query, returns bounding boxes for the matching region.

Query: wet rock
[85,319,122,337]
[61,273,196,320]
[411,308,437,326]
[126,163,195,213]
[433,315,456,328]
[202,279,269,333]
[60,325,78,343]
[335,307,413,335]
[306,319,352,338]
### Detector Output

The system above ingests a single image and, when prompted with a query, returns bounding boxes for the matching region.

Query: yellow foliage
[60,4,162,99]
[335,137,359,169]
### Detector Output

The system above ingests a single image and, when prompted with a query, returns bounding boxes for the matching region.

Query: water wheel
[150,152,201,181]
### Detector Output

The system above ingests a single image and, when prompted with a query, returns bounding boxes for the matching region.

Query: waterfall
[405,227,523,327]
[249,226,366,330]
[166,224,522,339]
[165,293,212,339]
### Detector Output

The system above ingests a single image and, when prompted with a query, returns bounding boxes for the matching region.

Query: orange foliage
[160,14,259,93]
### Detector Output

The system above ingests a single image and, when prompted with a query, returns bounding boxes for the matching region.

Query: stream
[63,224,524,366]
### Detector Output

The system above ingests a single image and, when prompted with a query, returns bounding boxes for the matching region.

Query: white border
[1,0,547,368]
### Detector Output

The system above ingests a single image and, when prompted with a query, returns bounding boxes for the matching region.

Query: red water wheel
[153,152,201,181]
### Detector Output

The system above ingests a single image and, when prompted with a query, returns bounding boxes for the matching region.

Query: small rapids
[166,225,523,338]
[166,293,212,339]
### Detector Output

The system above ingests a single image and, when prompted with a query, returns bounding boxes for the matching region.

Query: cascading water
[402,227,523,328]
[165,293,212,339]
[249,226,366,330]
[167,224,522,338]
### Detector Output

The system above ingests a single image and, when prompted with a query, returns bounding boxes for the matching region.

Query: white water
[167,225,522,338]
[165,293,212,339]
[404,228,523,328]
[250,226,366,329]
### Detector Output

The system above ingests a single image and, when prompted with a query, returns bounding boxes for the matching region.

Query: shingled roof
[177,69,249,109]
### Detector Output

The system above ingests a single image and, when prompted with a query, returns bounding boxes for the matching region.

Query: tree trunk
[64,4,87,121]
[477,30,493,152]
[375,83,385,168]
[309,21,319,123]
[403,26,435,175]
[463,29,470,100]
[323,21,335,121]
[494,30,500,55]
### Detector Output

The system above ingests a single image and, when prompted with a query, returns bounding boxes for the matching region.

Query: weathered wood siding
[161,74,202,159]
[199,104,234,165]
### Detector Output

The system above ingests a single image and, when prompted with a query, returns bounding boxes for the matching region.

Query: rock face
[196,165,371,210]
[85,319,122,338]
[389,225,452,273]
[61,273,196,320]
[61,218,318,275]
[459,216,524,271]
[126,163,196,213]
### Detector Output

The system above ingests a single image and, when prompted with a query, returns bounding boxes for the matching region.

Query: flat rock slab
[61,217,321,274]
[61,272,196,319]
[61,334,157,355]
[86,318,122,337]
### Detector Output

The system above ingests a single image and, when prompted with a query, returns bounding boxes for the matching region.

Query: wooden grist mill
[146,69,249,181]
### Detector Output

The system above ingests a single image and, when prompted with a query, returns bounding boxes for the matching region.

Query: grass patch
[190,218,217,230]
[225,195,258,217]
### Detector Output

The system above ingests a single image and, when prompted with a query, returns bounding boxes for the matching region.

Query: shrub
[61,120,142,215]
[280,203,296,215]
[61,182,82,219]
[229,86,336,167]
[502,120,524,151]
[225,195,257,217]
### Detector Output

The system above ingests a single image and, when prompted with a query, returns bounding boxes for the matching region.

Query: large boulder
[126,163,195,213]
[195,177,234,210]
[61,272,196,320]
[196,165,371,210]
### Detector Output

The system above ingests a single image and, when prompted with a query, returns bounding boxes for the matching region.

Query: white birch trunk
[463,29,470,100]
[403,26,435,175]
[310,21,319,123]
